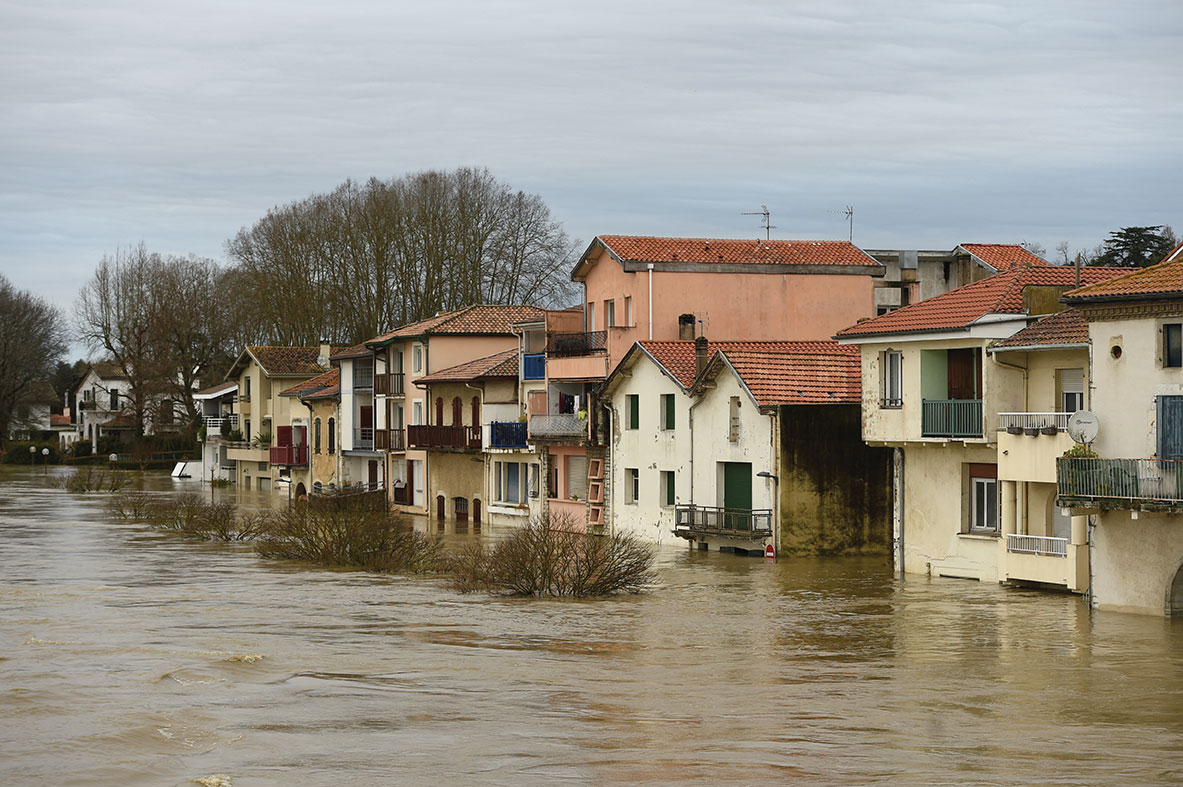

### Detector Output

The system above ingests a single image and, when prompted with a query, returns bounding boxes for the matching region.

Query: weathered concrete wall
[1093,512,1183,615]
[428,452,485,521]
[777,404,893,555]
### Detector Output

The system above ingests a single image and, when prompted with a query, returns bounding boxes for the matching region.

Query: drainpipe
[895,447,905,577]
[991,353,1029,412]
[647,263,654,340]
[604,401,619,537]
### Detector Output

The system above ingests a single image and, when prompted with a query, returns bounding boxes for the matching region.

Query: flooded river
[2,467,1181,785]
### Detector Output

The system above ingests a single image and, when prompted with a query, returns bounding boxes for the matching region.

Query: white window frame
[882,350,902,408]
[625,468,639,504]
[660,393,675,431]
[659,470,675,507]
[970,476,998,532]
[412,344,423,373]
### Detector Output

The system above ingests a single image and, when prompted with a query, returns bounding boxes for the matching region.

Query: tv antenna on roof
[742,205,776,240]
[827,205,854,242]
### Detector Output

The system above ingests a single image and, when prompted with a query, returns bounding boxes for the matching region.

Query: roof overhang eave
[988,342,1089,355]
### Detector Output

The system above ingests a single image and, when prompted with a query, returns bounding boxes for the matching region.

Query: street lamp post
[41,447,49,474]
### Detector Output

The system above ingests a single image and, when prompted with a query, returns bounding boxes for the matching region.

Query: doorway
[721,461,752,530]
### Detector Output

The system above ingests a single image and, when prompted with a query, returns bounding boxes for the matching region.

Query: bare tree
[226,168,579,345]
[0,276,68,449]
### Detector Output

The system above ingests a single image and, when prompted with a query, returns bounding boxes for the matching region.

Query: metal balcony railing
[354,427,374,450]
[922,399,983,438]
[1006,534,1068,557]
[1057,457,1183,505]
[673,505,773,540]
[999,412,1072,432]
[546,331,607,358]
[490,421,528,448]
[406,424,481,450]
[528,414,585,439]
[353,364,374,390]
[523,353,546,380]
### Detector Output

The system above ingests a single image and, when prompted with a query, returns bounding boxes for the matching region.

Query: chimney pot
[695,335,709,378]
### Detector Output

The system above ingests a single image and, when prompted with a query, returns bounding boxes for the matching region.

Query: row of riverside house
[194,234,1183,615]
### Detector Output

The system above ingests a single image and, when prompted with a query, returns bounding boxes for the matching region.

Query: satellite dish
[1067,410,1099,444]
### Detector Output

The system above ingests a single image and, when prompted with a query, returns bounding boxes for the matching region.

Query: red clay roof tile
[279,368,340,400]
[988,309,1089,352]
[366,305,547,345]
[416,349,520,384]
[596,235,881,268]
[958,243,1050,271]
[1064,256,1183,301]
[248,346,338,376]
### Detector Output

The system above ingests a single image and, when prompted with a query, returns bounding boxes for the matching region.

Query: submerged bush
[255,503,443,572]
[110,492,259,541]
[62,466,131,493]
[449,515,655,597]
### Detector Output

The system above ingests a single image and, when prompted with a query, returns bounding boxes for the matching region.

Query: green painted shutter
[664,394,675,430]
[1158,396,1183,459]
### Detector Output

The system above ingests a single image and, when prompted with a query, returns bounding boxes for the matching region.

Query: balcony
[528,414,585,441]
[523,353,546,380]
[921,399,983,438]
[546,330,607,358]
[202,414,238,438]
[490,421,528,449]
[999,412,1072,434]
[407,424,481,450]
[375,373,405,396]
[1057,457,1183,512]
[673,505,774,541]
[353,363,374,391]
[269,444,309,466]
[353,427,375,450]
[226,442,269,462]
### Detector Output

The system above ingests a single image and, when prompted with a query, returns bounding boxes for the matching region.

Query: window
[728,396,740,442]
[627,394,639,430]
[567,455,588,500]
[605,299,616,328]
[327,418,335,454]
[412,344,423,373]
[314,418,322,453]
[245,376,251,398]
[110,390,119,410]
[528,463,540,498]
[83,389,92,402]
[660,470,675,507]
[882,351,902,408]
[435,397,444,425]
[625,468,639,504]
[971,477,998,531]
[661,393,675,431]
[1158,395,1183,459]
[413,400,423,425]
[505,462,521,504]
[471,396,480,427]
[451,397,462,426]
[1058,368,1084,414]
[588,302,595,332]
[244,419,251,441]
[625,296,633,327]
[1165,324,1183,368]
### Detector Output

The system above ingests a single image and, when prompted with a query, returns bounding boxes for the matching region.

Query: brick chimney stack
[695,335,709,378]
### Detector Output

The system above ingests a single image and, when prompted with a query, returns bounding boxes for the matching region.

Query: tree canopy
[1091,225,1178,268]
[0,276,68,447]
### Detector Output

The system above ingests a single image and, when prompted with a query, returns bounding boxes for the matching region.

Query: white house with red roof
[1057,257,1183,615]
[600,337,891,553]
[836,265,1127,589]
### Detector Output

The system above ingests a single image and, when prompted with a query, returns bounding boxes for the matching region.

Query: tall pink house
[529,234,885,529]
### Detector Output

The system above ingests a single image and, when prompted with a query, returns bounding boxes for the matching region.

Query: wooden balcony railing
[407,424,481,450]
[673,505,773,540]
[269,444,309,466]
[922,399,983,438]
[374,373,403,395]
[1057,457,1183,507]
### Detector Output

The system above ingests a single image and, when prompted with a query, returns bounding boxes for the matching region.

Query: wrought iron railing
[1057,457,1183,504]
[523,353,546,380]
[999,412,1072,432]
[528,414,586,439]
[1006,534,1068,557]
[673,505,773,539]
[546,331,608,358]
[406,424,481,450]
[490,421,528,448]
[922,399,983,438]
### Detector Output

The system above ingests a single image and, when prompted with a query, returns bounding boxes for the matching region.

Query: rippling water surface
[1,467,1181,785]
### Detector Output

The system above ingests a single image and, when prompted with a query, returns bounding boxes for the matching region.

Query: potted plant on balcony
[253,431,272,447]
[1023,426,1040,437]
[1040,424,1059,436]
[1006,424,1023,435]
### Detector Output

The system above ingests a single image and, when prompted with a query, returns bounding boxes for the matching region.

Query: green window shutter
[665,472,675,506]
[663,394,675,430]
[628,395,639,430]
[1158,395,1183,459]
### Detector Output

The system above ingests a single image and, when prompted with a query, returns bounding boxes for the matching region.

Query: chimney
[695,335,709,378]
[678,313,696,341]
[318,340,331,369]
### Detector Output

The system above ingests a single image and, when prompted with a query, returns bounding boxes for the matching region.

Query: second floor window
[1058,368,1084,413]
[1165,323,1182,368]
[110,390,119,410]
[626,394,639,430]
[605,299,616,328]
[661,394,675,431]
[882,351,902,408]
[412,345,423,373]
[327,418,336,454]
[314,418,322,453]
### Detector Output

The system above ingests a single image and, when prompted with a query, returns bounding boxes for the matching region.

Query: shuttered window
[567,455,588,500]
[661,394,675,430]
[1059,368,1084,413]
[627,395,639,430]
[1157,395,1183,460]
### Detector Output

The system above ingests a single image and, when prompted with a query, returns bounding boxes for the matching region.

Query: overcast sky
[2,0,1180,319]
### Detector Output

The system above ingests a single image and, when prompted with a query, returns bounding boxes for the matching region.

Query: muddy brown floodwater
[1,466,1181,786]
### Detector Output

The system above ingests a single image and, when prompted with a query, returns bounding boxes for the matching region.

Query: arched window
[471,396,480,427]
[435,397,444,425]
[451,397,462,426]
[314,418,322,454]
[327,418,336,454]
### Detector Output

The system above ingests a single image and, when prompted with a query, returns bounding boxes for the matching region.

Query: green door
[722,462,752,530]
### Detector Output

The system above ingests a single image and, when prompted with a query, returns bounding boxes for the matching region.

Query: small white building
[195,380,238,482]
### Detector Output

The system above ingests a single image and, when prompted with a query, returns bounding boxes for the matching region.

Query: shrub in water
[255,502,442,572]
[449,514,655,597]
[62,466,131,493]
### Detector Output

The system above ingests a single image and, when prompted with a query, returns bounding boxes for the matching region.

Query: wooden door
[947,348,978,400]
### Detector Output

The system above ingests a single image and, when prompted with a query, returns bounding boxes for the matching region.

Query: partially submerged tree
[0,276,68,449]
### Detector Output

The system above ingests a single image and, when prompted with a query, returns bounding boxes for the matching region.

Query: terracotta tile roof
[957,243,1050,271]
[279,367,340,400]
[636,340,856,390]
[50,414,71,427]
[1063,256,1183,302]
[330,342,373,361]
[100,414,135,429]
[194,380,238,398]
[595,235,882,268]
[417,349,519,384]
[248,346,336,376]
[1163,240,1183,264]
[92,362,128,381]
[366,305,547,346]
[836,267,1127,338]
[988,309,1089,353]
[716,347,861,406]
